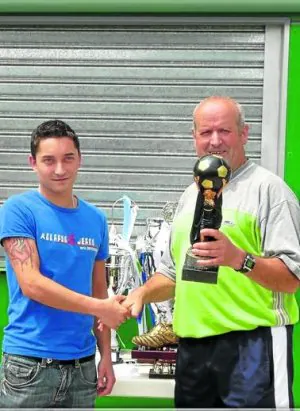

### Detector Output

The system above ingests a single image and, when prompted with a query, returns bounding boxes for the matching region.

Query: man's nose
[54,162,65,175]
[210,131,222,146]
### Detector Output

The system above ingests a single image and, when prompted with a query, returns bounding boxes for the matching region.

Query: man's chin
[48,186,72,195]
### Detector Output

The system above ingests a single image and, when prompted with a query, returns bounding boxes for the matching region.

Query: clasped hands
[97,289,143,332]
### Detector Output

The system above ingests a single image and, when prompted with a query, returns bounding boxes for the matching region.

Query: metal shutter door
[0,24,264,233]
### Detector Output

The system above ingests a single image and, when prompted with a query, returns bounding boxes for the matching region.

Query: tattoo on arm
[4,238,35,269]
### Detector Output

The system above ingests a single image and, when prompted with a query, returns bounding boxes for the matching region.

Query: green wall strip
[285,26,300,405]
[96,395,174,408]
[294,292,300,406]
[1,0,300,14]
[285,24,300,199]
[0,273,8,363]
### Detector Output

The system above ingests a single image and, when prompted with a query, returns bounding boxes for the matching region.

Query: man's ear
[192,126,196,140]
[192,127,197,151]
[241,124,249,145]
[28,155,36,170]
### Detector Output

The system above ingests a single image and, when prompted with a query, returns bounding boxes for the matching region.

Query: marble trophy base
[182,249,218,284]
[111,327,122,364]
[111,347,122,364]
[131,347,177,379]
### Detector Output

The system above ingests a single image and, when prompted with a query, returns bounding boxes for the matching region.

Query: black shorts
[175,325,294,408]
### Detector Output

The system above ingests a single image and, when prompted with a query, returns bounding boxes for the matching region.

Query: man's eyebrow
[41,153,75,158]
[41,155,54,159]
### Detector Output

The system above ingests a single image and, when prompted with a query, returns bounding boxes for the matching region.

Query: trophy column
[182,154,231,284]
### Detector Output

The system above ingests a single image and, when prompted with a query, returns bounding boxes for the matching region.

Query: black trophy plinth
[131,347,177,379]
[182,252,218,283]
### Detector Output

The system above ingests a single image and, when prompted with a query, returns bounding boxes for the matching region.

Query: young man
[123,97,300,408]
[0,120,129,408]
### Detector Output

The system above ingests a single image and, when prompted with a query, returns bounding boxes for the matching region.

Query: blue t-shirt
[0,190,109,359]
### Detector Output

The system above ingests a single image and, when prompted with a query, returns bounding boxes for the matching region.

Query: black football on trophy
[193,154,231,193]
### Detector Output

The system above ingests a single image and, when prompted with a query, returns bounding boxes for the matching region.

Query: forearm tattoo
[5,238,34,268]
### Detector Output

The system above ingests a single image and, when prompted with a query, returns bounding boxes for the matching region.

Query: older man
[123,96,300,408]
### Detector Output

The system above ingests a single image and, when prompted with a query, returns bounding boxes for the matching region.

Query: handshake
[96,289,144,331]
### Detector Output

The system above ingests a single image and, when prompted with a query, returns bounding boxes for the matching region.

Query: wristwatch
[236,253,256,274]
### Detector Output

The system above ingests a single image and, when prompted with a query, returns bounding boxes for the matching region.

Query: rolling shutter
[0,23,265,234]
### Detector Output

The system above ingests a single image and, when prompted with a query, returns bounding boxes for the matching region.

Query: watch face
[245,256,255,270]
[242,254,255,272]
[235,253,255,273]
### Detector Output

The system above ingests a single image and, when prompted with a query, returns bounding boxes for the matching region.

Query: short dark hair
[31,119,80,158]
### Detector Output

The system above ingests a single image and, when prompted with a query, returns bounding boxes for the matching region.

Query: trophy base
[131,347,177,361]
[111,349,122,364]
[131,348,176,379]
[182,267,218,283]
[149,364,176,379]
[182,250,218,284]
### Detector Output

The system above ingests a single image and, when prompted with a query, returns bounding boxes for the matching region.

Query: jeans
[0,353,97,408]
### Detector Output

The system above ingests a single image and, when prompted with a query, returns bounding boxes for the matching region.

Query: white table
[96,350,175,398]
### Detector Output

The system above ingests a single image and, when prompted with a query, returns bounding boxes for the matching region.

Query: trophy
[105,196,141,363]
[148,201,177,324]
[131,202,178,379]
[182,154,231,284]
[105,246,125,364]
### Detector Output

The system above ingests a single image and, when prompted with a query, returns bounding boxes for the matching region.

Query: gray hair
[193,96,245,132]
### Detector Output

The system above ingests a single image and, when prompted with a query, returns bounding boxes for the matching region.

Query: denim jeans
[0,353,97,408]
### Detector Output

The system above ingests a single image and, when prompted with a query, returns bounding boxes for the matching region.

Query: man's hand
[96,295,130,330]
[192,228,245,270]
[96,354,116,397]
[121,288,144,318]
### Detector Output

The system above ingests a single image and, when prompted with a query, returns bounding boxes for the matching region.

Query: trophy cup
[131,202,178,379]
[182,154,231,284]
[105,196,141,363]
[148,201,177,325]
[106,246,124,364]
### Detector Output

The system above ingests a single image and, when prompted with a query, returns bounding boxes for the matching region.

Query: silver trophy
[134,202,178,333]
[150,202,177,323]
[131,201,178,379]
[105,196,140,363]
[162,201,178,224]
[136,201,178,324]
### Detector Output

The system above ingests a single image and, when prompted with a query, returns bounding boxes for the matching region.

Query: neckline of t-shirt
[33,189,81,213]
[230,159,254,182]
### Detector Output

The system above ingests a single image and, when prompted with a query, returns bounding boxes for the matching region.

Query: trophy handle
[111,196,138,229]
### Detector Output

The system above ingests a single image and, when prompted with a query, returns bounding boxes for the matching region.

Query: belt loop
[75,359,80,368]
[40,359,48,368]
[2,353,7,365]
